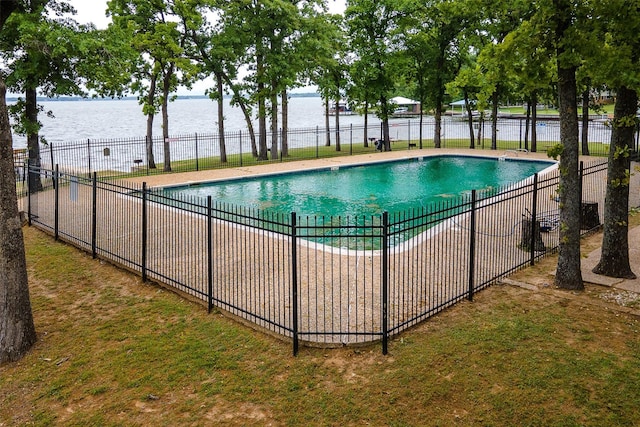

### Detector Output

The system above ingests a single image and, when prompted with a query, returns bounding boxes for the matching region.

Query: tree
[108,0,199,171]
[276,1,327,158]
[313,15,345,149]
[500,19,556,153]
[216,0,275,160]
[473,0,531,151]
[205,0,259,157]
[345,0,401,151]
[401,0,467,148]
[550,0,585,290]
[591,0,639,279]
[186,1,230,163]
[311,13,348,148]
[446,65,484,148]
[2,0,86,189]
[0,0,37,364]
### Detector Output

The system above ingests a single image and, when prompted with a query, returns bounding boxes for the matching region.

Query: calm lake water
[10,96,378,149]
[9,95,613,157]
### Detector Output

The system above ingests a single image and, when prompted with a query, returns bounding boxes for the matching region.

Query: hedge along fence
[26,156,618,355]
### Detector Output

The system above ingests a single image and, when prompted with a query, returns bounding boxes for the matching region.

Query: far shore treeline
[5,93,321,104]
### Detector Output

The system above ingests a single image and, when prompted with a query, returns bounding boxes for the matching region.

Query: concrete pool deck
[50,146,628,346]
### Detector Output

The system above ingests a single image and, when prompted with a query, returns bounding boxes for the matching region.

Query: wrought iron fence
[24,154,627,355]
[31,117,635,179]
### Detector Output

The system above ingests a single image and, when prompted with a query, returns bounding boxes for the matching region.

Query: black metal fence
[24,155,626,355]
[33,117,635,178]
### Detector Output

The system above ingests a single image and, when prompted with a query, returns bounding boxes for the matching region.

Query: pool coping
[152,152,557,192]
[125,148,559,189]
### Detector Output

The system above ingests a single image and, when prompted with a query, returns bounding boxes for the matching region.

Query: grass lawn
[2,217,640,426]
[495,104,615,116]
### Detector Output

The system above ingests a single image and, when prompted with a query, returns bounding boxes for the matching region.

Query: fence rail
[22,153,632,355]
[26,117,639,179]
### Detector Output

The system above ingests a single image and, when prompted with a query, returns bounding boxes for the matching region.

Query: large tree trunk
[592,86,637,279]
[434,42,446,149]
[364,102,370,148]
[161,67,173,172]
[418,101,423,149]
[256,53,268,161]
[145,74,157,169]
[215,73,227,163]
[324,96,331,147]
[531,92,538,152]
[257,93,268,160]
[464,91,475,149]
[490,89,499,150]
[380,95,391,152]
[0,77,37,364]
[581,87,590,155]
[524,101,530,151]
[280,89,289,158]
[220,72,257,157]
[334,96,341,152]
[434,104,442,149]
[270,85,278,160]
[554,1,583,291]
[25,86,42,192]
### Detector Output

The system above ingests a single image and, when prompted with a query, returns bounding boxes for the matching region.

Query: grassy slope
[1,220,639,426]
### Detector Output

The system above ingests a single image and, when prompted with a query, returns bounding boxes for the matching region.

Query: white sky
[65,0,345,95]
[67,0,346,29]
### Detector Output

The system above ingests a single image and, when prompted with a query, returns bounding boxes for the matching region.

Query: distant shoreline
[6,92,321,103]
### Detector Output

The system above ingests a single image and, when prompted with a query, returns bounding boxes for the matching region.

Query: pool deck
[580,226,640,294]
[127,148,557,188]
[126,148,640,294]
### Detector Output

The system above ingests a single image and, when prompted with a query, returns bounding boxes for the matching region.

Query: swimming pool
[160,155,556,218]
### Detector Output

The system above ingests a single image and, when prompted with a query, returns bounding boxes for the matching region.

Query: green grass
[493,104,615,116]
[1,225,640,425]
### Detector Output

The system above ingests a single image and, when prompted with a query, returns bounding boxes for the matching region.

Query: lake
[10,96,379,149]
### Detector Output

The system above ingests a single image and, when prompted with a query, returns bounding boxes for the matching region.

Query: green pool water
[161,155,555,218]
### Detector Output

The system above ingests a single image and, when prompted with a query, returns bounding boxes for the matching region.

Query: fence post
[142,182,148,282]
[54,165,59,241]
[291,212,299,356]
[49,143,54,171]
[579,160,584,207]
[408,120,411,149]
[87,139,92,178]
[349,123,353,155]
[468,190,476,301]
[145,136,150,176]
[27,162,32,226]
[91,172,97,259]
[239,130,243,167]
[316,126,319,158]
[519,119,523,150]
[530,173,539,266]
[207,196,213,313]
[195,133,200,171]
[382,211,389,355]
[279,128,283,162]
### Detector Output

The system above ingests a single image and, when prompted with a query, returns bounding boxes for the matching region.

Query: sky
[68,0,346,29]
[66,0,346,95]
